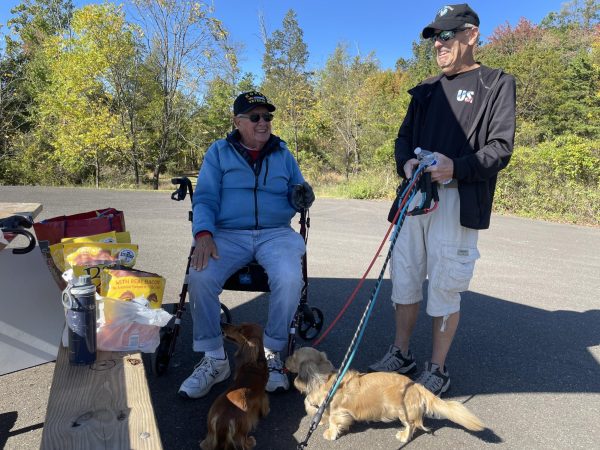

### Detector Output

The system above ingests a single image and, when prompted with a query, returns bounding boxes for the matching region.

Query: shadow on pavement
[144,276,600,449]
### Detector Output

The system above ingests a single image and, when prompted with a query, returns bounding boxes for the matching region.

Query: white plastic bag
[96,296,172,353]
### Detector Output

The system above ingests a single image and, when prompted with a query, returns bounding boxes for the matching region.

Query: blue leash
[297,166,426,449]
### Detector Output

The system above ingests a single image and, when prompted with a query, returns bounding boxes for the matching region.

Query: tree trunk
[153,165,160,190]
[95,150,100,189]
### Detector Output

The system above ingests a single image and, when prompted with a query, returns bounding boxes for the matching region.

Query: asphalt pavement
[1,185,599,450]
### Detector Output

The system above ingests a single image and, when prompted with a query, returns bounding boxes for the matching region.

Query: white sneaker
[178,355,231,399]
[265,352,289,392]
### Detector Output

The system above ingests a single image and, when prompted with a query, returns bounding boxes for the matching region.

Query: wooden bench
[41,346,162,449]
[0,202,43,220]
[0,202,162,448]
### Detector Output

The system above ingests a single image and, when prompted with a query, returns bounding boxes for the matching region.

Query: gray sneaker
[178,355,231,399]
[415,361,450,396]
[265,352,289,392]
[368,345,416,374]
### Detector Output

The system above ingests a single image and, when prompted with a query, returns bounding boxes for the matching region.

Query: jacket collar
[226,129,282,158]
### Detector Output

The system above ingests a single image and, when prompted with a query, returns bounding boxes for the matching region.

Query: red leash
[312,174,421,347]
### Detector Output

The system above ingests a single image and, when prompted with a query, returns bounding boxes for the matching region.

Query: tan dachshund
[286,347,484,443]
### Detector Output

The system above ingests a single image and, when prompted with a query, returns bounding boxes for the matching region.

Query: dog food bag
[61,231,118,244]
[115,231,131,243]
[63,242,139,288]
[50,231,120,272]
[101,268,166,309]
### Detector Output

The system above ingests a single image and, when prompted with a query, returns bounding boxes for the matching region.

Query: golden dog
[285,347,484,443]
[200,323,269,450]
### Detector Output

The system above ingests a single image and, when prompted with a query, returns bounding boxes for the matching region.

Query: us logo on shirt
[456,90,474,103]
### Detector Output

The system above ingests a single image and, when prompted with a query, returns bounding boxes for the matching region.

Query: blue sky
[1,0,570,77]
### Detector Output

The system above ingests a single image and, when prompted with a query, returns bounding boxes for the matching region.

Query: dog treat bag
[62,242,139,288]
[50,231,121,272]
[101,268,166,309]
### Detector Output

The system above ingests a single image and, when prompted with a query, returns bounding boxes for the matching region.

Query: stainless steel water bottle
[63,275,97,365]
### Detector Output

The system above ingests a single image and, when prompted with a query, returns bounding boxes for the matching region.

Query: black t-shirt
[419,67,484,159]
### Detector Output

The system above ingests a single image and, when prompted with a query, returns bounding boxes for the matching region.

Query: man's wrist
[194,230,212,240]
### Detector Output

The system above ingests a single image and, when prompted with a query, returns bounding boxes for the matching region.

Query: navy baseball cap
[422,4,480,39]
[233,91,276,115]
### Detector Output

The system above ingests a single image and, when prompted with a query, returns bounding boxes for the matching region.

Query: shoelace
[266,353,284,373]
[416,370,443,391]
[378,347,403,369]
[192,357,217,380]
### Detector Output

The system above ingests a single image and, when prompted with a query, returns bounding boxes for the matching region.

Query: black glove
[291,181,315,210]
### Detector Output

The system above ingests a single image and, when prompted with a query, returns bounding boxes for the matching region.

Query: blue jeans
[187,227,306,353]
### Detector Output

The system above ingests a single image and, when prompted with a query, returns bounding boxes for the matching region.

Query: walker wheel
[220,303,232,325]
[151,327,174,376]
[298,307,324,341]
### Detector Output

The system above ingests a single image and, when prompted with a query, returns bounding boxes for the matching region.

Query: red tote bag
[33,208,126,245]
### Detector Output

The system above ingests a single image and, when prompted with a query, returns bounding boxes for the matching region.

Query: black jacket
[394,65,516,229]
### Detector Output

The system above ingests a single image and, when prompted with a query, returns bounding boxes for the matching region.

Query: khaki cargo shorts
[390,183,480,317]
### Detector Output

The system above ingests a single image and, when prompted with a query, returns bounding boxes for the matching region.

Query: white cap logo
[437,5,454,17]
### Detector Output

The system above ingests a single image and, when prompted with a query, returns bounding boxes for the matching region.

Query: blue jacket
[192,131,305,236]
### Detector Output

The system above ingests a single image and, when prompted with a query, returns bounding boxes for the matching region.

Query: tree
[133,0,227,189]
[317,44,378,178]
[1,0,74,183]
[261,9,313,161]
[34,4,130,187]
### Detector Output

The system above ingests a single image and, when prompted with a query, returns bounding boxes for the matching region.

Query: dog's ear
[294,360,314,393]
[241,336,261,361]
[316,351,334,374]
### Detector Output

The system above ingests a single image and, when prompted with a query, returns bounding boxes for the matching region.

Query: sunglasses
[430,28,468,42]
[236,112,274,123]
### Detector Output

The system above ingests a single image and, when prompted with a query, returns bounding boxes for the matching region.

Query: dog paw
[246,436,256,448]
[323,429,338,441]
[395,430,410,443]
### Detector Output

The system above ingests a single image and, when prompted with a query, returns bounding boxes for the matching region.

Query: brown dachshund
[200,323,270,450]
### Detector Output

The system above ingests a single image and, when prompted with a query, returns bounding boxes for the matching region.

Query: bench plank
[41,346,162,449]
[0,202,43,220]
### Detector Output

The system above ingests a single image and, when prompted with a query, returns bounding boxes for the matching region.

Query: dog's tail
[416,384,485,432]
[200,417,244,450]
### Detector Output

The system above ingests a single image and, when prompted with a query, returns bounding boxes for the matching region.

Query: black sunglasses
[236,112,274,123]
[430,28,468,42]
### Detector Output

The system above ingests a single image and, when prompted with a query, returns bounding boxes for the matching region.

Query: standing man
[369,4,515,396]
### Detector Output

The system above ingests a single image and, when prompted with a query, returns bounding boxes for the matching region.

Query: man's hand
[191,234,219,271]
[426,152,454,183]
[291,181,315,210]
[403,158,420,179]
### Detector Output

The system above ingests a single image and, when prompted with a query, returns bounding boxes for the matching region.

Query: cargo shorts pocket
[433,244,480,293]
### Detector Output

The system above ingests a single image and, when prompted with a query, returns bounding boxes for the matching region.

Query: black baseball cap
[422,4,480,39]
[233,91,276,115]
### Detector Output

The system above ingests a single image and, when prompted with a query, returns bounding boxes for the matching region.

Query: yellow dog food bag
[49,231,120,272]
[101,268,166,309]
[63,242,139,288]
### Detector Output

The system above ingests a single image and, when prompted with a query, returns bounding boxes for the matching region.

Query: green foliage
[495,135,600,225]
[1,1,598,226]
[319,168,397,200]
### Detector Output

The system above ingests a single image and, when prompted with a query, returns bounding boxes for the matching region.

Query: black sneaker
[415,361,450,396]
[368,345,417,374]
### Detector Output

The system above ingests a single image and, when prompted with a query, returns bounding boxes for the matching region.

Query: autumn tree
[35,4,130,187]
[132,0,227,189]
[317,44,379,177]
[1,0,74,182]
[261,9,314,162]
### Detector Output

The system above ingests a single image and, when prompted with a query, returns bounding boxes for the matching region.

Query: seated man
[178,91,315,398]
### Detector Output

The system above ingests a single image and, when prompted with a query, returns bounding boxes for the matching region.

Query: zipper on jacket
[263,158,269,185]
[253,172,259,229]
